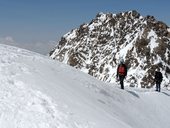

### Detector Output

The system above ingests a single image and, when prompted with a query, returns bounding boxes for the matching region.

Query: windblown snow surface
[0,44,170,128]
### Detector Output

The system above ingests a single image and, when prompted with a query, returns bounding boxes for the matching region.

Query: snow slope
[0,44,170,128]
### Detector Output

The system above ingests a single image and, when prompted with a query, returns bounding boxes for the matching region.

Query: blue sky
[0,0,170,54]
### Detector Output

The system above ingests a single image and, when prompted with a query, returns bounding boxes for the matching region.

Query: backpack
[118,65,126,75]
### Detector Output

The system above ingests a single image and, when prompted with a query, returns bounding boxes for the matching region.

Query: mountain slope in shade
[1,44,170,128]
[50,10,170,88]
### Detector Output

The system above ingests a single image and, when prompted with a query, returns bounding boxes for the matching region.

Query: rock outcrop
[50,10,170,88]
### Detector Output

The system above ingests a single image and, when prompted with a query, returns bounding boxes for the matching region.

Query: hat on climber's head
[119,58,124,64]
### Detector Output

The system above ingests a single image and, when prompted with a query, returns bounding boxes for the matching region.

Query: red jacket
[117,64,127,77]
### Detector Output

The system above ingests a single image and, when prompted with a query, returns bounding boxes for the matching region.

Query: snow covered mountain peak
[50,10,170,88]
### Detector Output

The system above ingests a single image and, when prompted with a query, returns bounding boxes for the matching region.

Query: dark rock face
[50,10,170,88]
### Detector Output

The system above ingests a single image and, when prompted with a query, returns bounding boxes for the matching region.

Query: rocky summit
[49,10,170,88]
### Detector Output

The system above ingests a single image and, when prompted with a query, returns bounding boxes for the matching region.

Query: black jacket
[155,71,163,82]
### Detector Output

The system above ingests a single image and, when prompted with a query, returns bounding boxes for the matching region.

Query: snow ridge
[1,44,170,128]
[0,45,71,128]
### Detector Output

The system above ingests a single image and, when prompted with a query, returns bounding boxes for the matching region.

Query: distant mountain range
[49,10,170,88]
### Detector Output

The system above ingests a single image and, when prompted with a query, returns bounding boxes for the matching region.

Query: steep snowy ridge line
[0,45,71,128]
[1,44,170,128]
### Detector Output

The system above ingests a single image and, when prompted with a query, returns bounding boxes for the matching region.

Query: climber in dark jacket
[155,69,163,92]
[116,59,127,89]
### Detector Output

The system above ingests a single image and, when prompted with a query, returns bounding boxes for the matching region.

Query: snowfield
[0,44,170,128]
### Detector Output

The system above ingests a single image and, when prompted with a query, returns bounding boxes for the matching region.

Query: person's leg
[120,80,124,89]
[158,82,161,92]
[119,76,124,89]
[156,82,158,91]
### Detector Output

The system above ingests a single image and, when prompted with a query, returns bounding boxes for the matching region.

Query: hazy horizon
[0,0,170,54]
